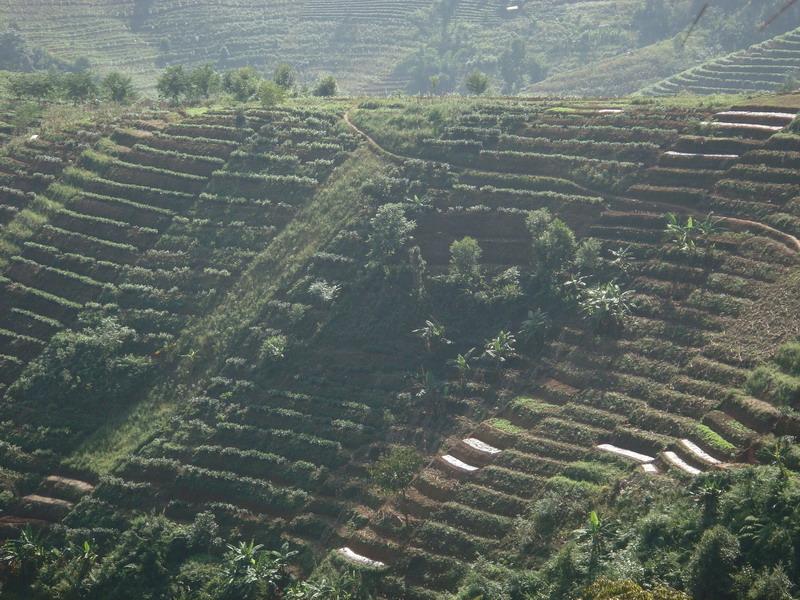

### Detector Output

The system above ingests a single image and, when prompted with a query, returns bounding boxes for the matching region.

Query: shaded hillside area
[0,93,799,598]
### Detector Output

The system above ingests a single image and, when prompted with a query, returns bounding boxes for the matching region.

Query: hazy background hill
[2,0,800,96]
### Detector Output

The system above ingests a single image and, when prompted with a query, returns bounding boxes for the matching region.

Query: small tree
[102,71,136,103]
[448,236,483,289]
[9,317,151,430]
[62,71,97,103]
[740,565,794,600]
[189,63,221,99]
[690,476,724,525]
[9,72,56,101]
[499,37,526,93]
[526,208,577,280]
[258,80,286,107]
[157,65,190,104]
[765,435,795,481]
[465,70,489,95]
[574,238,602,275]
[313,75,338,97]
[223,66,262,102]
[368,446,424,528]
[273,63,296,89]
[429,74,441,96]
[367,203,416,265]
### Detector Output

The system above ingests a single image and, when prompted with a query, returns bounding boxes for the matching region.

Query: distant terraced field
[644,26,800,96]
[4,0,800,97]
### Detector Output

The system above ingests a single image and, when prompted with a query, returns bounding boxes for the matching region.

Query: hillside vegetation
[0,88,798,599]
[2,0,800,96]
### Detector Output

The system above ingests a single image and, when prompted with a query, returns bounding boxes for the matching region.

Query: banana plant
[482,330,518,368]
[412,318,451,353]
[448,348,476,390]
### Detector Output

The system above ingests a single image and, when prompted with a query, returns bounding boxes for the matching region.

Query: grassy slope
[66,146,384,474]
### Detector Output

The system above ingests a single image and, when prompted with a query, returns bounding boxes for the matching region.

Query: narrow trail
[342,109,800,255]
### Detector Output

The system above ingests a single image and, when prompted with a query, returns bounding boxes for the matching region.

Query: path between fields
[342,109,800,254]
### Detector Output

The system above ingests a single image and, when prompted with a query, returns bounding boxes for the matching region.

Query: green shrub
[775,342,800,377]
[746,366,800,406]
[8,317,151,432]
[448,236,483,289]
[313,75,338,97]
[686,526,740,600]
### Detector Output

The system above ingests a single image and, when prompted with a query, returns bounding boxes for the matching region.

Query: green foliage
[223,66,262,101]
[221,540,297,599]
[367,202,416,265]
[746,366,800,407]
[259,333,288,362]
[313,75,338,97]
[288,567,372,599]
[686,526,740,599]
[367,445,423,520]
[190,63,222,99]
[1,527,50,586]
[273,63,296,90]
[157,65,191,104]
[482,330,518,367]
[448,348,476,389]
[575,238,603,276]
[412,319,451,353]
[585,577,690,599]
[258,80,286,107]
[102,71,136,103]
[519,308,552,348]
[735,565,794,600]
[8,71,57,101]
[578,282,636,332]
[499,37,530,93]
[448,236,483,289]
[8,316,152,430]
[665,213,722,255]
[465,70,489,95]
[526,208,577,280]
[775,342,800,377]
[61,70,98,103]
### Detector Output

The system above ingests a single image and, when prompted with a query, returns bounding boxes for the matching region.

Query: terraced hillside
[4,0,800,96]
[644,26,800,96]
[1,96,800,599]
[330,99,800,598]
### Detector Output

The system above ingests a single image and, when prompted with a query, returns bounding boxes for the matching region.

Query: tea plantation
[0,84,797,600]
